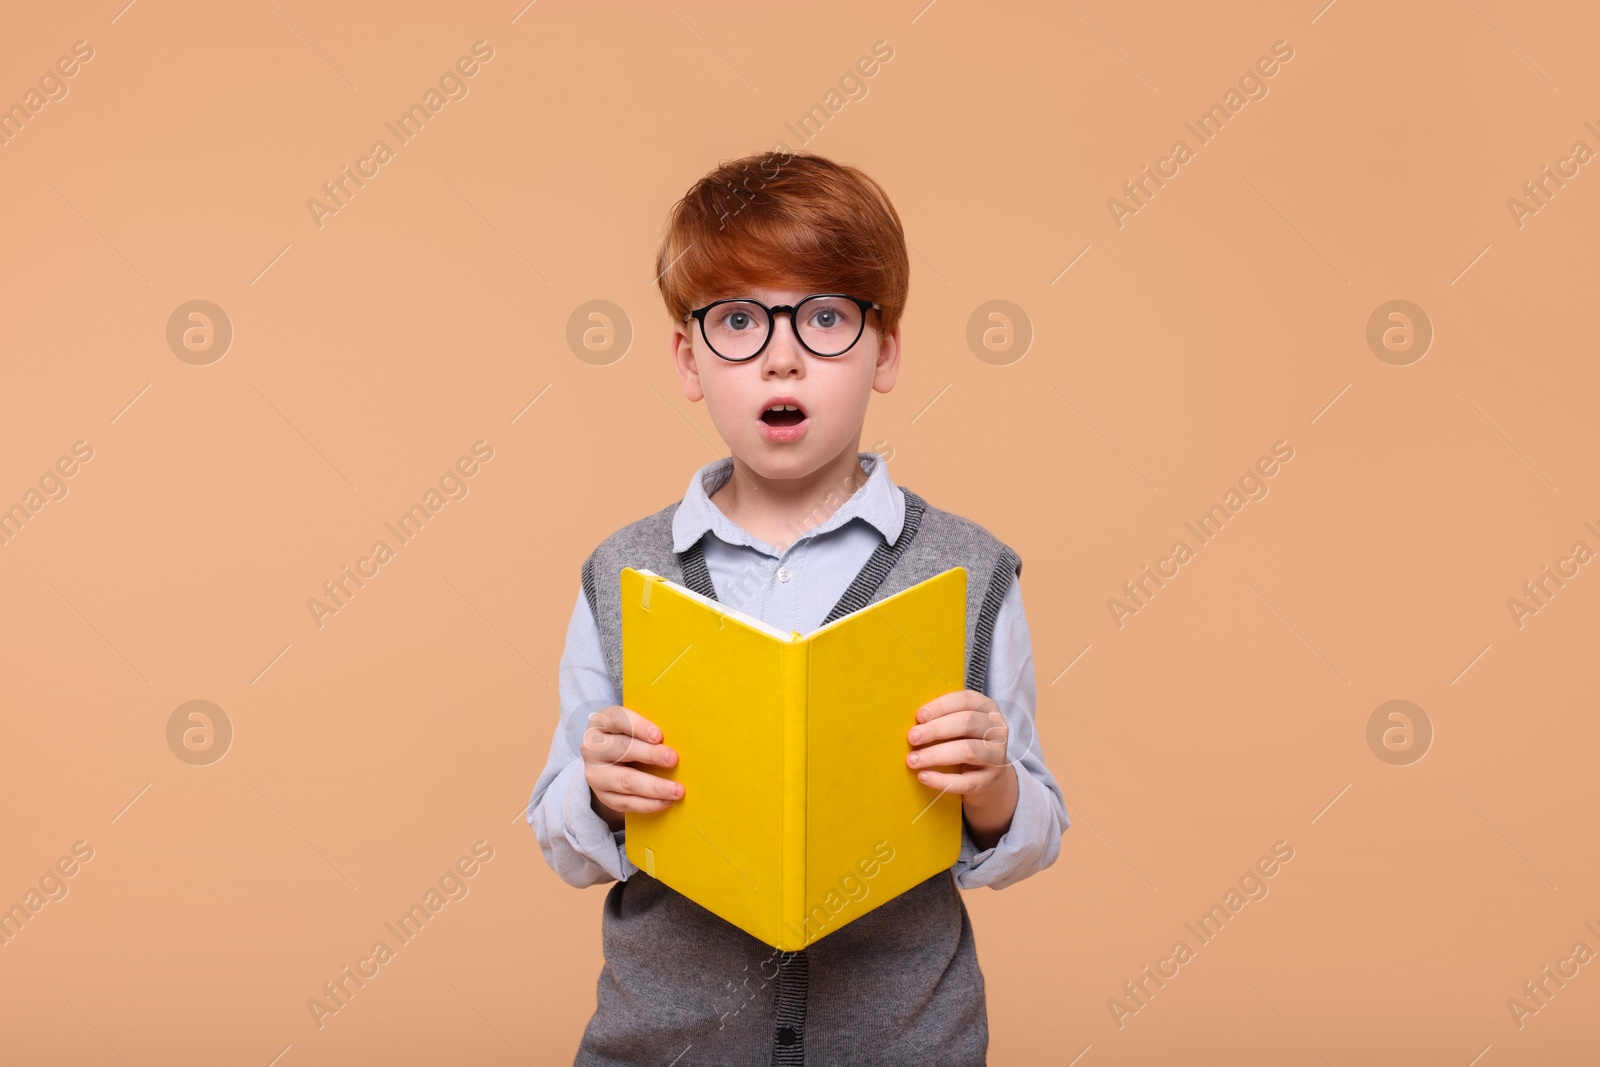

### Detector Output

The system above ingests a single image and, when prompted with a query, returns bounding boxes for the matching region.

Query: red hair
[654,152,910,337]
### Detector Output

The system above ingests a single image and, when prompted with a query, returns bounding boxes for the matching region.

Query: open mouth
[760,403,807,427]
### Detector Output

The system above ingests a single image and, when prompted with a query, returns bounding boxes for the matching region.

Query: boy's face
[671,284,900,480]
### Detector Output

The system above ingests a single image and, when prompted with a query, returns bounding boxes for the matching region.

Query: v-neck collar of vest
[676,486,928,628]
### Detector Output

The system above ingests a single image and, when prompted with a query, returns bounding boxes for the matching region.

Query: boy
[528,152,1069,1066]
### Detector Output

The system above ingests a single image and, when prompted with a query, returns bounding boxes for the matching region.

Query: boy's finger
[582,728,678,769]
[626,740,679,769]
[593,788,674,814]
[593,764,684,802]
[909,767,984,794]
[908,708,1005,746]
[614,705,666,743]
[906,737,995,772]
[913,689,988,724]
[586,704,664,744]
[580,725,632,765]
[625,766,685,800]
[587,706,625,738]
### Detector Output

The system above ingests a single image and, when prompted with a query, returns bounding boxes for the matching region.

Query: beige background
[1,0,1596,1064]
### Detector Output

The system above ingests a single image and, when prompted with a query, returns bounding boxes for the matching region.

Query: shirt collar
[671,450,904,554]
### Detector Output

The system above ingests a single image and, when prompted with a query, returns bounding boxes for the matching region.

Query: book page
[636,568,795,642]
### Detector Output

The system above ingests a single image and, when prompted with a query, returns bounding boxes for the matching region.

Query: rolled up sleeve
[526,584,640,888]
[950,578,1070,891]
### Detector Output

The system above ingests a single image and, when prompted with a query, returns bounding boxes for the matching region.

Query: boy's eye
[711,304,762,332]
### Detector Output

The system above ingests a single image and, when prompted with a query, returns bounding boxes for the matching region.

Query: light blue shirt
[527,451,1069,892]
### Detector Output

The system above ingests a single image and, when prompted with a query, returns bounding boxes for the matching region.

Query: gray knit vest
[576,485,1021,1067]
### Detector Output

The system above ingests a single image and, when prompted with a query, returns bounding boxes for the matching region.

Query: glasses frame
[685,294,882,363]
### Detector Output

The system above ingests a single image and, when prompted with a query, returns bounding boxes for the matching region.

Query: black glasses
[685,294,880,363]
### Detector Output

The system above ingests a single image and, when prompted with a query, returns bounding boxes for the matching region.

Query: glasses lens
[702,301,768,361]
[795,296,864,356]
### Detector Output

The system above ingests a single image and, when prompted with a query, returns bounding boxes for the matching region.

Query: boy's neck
[709,444,872,554]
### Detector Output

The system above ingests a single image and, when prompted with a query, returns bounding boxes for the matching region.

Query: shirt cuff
[951,763,1057,891]
[550,758,639,885]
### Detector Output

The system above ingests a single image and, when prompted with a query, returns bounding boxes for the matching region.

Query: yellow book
[620,565,968,951]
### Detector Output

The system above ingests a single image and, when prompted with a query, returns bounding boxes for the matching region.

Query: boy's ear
[672,321,705,402]
[872,319,901,394]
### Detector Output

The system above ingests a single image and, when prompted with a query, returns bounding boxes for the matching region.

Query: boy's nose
[762,314,806,369]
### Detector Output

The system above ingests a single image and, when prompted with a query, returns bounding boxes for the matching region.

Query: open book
[620,565,968,950]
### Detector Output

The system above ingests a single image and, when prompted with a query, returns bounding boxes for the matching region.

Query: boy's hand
[906,690,1019,851]
[583,705,683,833]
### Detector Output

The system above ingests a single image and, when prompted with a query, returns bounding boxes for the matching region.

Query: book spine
[779,636,808,949]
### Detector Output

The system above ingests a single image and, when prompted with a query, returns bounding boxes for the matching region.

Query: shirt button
[776,1025,798,1045]
[776,567,791,583]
